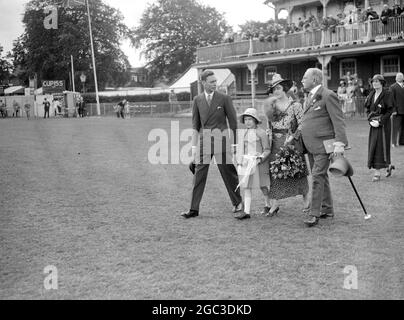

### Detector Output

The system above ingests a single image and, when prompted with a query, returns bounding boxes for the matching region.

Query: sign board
[42,80,65,94]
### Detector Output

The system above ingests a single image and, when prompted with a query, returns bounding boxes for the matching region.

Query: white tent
[4,86,25,95]
[169,67,235,93]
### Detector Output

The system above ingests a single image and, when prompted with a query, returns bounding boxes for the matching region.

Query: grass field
[0,116,403,299]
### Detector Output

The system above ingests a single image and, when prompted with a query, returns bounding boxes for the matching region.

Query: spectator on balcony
[345,10,355,25]
[298,17,304,30]
[321,15,338,33]
[364,6,379,20]
[380,4,393,25]
[392,4,402,17]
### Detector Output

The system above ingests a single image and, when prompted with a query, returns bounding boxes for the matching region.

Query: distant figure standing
[43,98,50,118]
[24,102,31,119]
[0,99,7,118]
[13,100,21,117]
[169,89,178,113]
[79,97,86,117]
[365,74,394,181]
[116,99,126,119]
[390,72,404,147]
[53,98,61,116]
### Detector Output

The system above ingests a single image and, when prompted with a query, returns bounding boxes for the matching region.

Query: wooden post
[317,55,332,88]
[247,63,258,108]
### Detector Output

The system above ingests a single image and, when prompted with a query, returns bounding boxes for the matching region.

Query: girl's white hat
[240,107,261,124]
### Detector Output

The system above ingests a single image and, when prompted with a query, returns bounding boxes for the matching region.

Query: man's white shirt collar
[205,91,214,100]
[310,84,322,97]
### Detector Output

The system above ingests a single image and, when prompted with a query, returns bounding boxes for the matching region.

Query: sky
[0,0,275,67]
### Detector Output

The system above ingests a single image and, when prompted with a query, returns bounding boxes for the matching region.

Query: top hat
[329,155,354,177]
[240,107,261,124]
[266,74,293,94]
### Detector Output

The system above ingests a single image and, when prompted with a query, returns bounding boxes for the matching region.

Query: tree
[0,45,12,85]
[11,0,131,91]
[131,0,229,84]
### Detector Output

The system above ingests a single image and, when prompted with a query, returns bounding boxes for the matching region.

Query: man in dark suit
[392,4,402,17]
[380,4,393,24]
[390,72,404,146]
[300,68,348,227]
[181,70,242,218]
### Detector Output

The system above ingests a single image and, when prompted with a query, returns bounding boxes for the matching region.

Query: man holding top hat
[180,70,242,218]
[300,68,348,227]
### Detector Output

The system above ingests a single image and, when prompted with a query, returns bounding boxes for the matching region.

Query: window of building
[381,55,400,76]
[264,66,277,83]
[339,59,356,79]
[132,75,138,82]
[246,69,259,85]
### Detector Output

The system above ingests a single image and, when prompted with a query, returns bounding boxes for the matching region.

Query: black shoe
[304,216,319,227]
[235,212,250,220]
[181,210,199,219]
[386,165,395,177]
[319,212,334,219]
[260,206,271,215]
[266,206,279,217]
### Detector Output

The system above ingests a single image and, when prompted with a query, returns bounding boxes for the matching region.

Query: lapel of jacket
[304,86,323,114]
[373,89,385,109]
[203,91,218,126]
[197,93,210,125]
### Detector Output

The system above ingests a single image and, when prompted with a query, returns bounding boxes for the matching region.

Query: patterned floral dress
[267,100,309,200]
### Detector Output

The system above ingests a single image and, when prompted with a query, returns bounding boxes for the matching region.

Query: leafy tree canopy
[0,45,12,84]
[12,0,131,90]
[131,0,229,84]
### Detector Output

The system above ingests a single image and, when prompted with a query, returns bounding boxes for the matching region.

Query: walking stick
[347,176,371,220]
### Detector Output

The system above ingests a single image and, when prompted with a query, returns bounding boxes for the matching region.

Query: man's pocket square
[314,106,321,110]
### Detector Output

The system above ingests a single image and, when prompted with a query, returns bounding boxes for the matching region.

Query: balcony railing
[196,16,404,64]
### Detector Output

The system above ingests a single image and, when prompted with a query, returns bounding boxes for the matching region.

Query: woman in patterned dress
[263,74,310,216]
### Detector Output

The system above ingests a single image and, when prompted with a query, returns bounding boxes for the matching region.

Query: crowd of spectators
[223,3,404,43]
[337,72,371,117]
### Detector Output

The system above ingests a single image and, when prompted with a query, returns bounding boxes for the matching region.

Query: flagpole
[85,0,100,116]
[70,55,76,92]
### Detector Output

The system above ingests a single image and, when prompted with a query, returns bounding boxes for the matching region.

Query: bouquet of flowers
[270,144,307,180]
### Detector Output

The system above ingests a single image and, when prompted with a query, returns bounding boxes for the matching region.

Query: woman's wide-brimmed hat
[240,107,261,124]
[329,155,354,177]
[266,73,293,94]
[371,74,386,85]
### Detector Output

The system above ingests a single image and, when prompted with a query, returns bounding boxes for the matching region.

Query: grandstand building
[193,0,404,96]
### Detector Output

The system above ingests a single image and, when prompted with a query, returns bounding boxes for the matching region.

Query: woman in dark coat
[364,74,395,182]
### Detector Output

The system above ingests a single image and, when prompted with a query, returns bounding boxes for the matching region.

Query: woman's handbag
[367,111,383,126]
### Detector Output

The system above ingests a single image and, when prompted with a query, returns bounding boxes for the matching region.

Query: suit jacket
[389,82,404,114]
[300,86,348,154]
[192,91,238,156]
[364,89,393,125]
